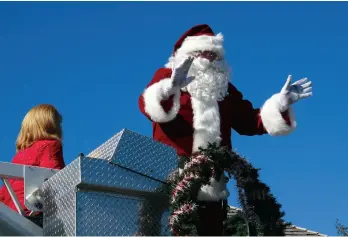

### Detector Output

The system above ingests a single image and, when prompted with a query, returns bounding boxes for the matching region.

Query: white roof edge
[228,205,328,236]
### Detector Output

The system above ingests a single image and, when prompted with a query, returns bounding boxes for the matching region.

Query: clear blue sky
[0,2,347,235]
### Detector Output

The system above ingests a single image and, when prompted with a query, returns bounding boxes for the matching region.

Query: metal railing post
[1,178,25,216]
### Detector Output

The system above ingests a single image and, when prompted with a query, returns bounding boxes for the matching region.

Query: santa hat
[165,24,224,67]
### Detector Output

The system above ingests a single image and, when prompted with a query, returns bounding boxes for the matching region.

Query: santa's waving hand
[278,75,313,112]
[171,56,195,88]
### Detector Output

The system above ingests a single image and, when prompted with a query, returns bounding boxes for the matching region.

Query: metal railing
[0,162,58,216]
[0,162,27,215]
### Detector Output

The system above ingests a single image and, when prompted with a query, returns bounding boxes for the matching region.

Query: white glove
[278,75,312,112]
[171,56,195,88]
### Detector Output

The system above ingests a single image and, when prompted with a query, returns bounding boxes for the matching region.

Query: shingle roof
[284,225,327,236]
[227,206,327,236]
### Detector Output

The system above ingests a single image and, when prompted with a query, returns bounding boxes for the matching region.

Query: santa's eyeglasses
[191,51,222,61]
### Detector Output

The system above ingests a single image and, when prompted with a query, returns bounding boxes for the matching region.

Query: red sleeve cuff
[160,94,175,113]
[281,110,292,126]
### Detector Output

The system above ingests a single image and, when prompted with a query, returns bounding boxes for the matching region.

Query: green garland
[225,214,249,236]
[167,143,289,236]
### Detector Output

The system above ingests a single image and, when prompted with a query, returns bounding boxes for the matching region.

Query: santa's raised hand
[278,75,313,112]
[171,56,195,88]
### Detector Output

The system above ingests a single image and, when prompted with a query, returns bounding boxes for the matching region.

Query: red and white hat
[165,24,224,67]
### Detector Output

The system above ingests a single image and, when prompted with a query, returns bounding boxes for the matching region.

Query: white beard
[176,56,230,102]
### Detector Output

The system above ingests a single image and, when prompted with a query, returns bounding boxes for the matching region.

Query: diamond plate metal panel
[42,158,82,199]
[42,157,171,236]
[87,129,178,182]
[87,131,123,160]
[43,187,76,236]
[42,158,82,236]
[75,191,170,236]
[41,129,177,236]
[80,156,169,193]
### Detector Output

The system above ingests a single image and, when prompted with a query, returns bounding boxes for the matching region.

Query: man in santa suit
[138,24,312,236]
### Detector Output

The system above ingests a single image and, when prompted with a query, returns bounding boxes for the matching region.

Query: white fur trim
[179,168,183,175]
[197,175,230,201]
[178,33,224,57]
[260,93,297,136]
[165,56,174,68]
[165,33,224,68]
[191,97,222,152]
[180,169,229,201]
[143,78,181,123]
[190,97,229,201]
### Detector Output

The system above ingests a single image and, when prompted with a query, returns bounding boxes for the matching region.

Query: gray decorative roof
[284,225,327,236]
[228,206,327,236]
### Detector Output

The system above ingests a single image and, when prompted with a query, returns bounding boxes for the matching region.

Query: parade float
[0,128,288,236]
[0,23,313,236]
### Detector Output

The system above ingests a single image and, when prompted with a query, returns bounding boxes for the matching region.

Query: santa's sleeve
[138,68,181,123]
[229,84,296,136]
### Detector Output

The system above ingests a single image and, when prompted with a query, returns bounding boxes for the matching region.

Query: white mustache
[190,58,226,72]
[184,57,230,102]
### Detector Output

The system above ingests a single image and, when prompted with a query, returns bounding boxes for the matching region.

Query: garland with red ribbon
[167,143,289,236]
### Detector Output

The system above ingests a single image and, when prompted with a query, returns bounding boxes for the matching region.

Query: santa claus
[138,24,312,235]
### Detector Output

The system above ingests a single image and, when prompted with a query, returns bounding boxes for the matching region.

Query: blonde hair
[16,104,63,151]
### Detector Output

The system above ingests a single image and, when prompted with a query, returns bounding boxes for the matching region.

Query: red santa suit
[139,24,295,200]
[138,24,296,235]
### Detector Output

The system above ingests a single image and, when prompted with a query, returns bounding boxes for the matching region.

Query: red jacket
[0,139,65,215]
[139,68,295,157]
